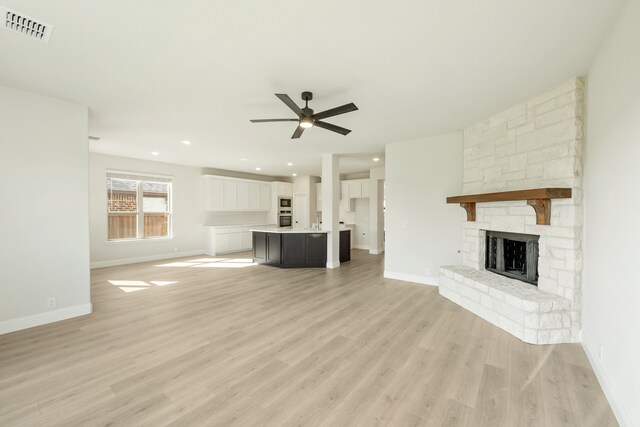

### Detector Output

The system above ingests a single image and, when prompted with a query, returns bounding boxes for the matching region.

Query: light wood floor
[0,250,617,426]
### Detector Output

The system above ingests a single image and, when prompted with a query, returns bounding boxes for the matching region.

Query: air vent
[88,136,101,141]
[1,6,53,43]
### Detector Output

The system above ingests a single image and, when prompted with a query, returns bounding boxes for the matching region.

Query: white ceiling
[0,0,623,176]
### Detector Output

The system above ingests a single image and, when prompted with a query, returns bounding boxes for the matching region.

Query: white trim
[369,248,384,255]
[106,169,173,181]
[582,335,631,427]
[0,303,92,335]
[105,236,174,244]
[384,270,439,286]
[353,244,369,250]
[91,249,203,269]
[326,261,340,269]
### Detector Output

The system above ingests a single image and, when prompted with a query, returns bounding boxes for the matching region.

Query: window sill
[105,236,174,245]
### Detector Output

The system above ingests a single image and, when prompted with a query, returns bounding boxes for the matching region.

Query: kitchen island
[251,228,351,268]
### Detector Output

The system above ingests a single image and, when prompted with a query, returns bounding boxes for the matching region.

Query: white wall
[89,153,205,268]
[384,132,464,285]
[204,211,269,226]
[0,85,91,334]
[583,1,640,425]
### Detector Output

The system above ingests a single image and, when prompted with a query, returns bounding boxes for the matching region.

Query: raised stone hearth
[440,266,572,344]
[439,78,584,344]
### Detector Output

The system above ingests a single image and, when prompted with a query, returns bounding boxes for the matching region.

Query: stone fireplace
[439,78,584,344]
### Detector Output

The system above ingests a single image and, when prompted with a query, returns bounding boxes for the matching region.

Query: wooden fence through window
[108,213,168,240]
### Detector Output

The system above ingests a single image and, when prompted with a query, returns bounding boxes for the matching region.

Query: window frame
[106,171,173,242]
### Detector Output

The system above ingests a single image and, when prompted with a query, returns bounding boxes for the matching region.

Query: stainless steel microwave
[279,197,292,208]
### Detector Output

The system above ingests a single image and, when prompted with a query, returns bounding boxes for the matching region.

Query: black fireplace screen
[485,231,539,285]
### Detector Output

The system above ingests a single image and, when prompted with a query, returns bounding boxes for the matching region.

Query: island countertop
[250,227,329,234]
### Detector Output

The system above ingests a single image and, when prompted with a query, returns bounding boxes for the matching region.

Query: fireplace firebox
[485,231,539,285]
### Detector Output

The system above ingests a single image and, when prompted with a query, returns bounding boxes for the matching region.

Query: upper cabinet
[342,179,370,211]
[316,179,369,212]
[203,175,271,211]
[274,181,293,197]
[204,177,225,211]
[347,179,369,199]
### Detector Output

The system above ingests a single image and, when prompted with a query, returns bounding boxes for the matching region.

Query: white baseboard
[91,249,204,269]
[0,303,93,335]
[582,336,632,427]
[353,244,369,250]
[369,248,384,255]
[384,270,439,286]
[326,261,340,269]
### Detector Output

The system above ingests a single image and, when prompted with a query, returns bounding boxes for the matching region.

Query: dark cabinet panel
[266,233,282,265]
[340,230,351,263]
[282,233,306,266]
[253,232,266,262]
[305,233,327,267]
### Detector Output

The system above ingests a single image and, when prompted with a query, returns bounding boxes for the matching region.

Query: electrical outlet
[599,345,604,361]
[46,297,56,309]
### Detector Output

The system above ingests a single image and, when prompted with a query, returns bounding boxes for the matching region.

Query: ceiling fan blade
[291,126,305,139]
[250,118,298,123]
[312,103,358,120]
[315,121,351,136]
[275,94,304,117]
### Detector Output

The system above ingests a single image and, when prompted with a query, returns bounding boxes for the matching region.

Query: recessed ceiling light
[287,162,293,166]
[182,140,191,145]
[255,167,261,171]
[292,173,297,177]
[373,157,380,162]
[151,151,160,156]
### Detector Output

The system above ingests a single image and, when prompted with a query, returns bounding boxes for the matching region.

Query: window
[107,172,172,241]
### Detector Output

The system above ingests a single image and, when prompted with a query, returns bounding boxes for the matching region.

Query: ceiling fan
[250,91,358,139]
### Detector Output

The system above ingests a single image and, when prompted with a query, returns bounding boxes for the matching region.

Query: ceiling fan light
[299,117,314,128]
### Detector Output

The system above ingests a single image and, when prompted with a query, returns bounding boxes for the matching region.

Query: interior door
[293,193,308,229]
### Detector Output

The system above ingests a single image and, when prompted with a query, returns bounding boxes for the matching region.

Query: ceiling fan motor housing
[301,91,313,101]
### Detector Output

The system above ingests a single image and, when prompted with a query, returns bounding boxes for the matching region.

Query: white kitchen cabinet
[339,180,370,212]
[223,181,238,210]
[237,182,250,210]
[203,175,272,212]
[206,225,266,255]
[361,180,370,198]
[249,183,261,210]
[260,183,271,210]
[275,182,293,197]
[204,177,225,211]
[242,229,252,249]
[346,179,369,199]
[341,181,355,212]
[211,226,231,255]
[229,231,243,251]
[349,181,362,198]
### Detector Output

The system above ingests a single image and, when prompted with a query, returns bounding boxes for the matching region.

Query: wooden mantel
[446,188,572,225]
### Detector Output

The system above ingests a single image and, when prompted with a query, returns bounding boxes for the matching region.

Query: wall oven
[278,213,292,227]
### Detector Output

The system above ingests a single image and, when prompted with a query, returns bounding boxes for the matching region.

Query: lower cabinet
[206,225,267,256]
